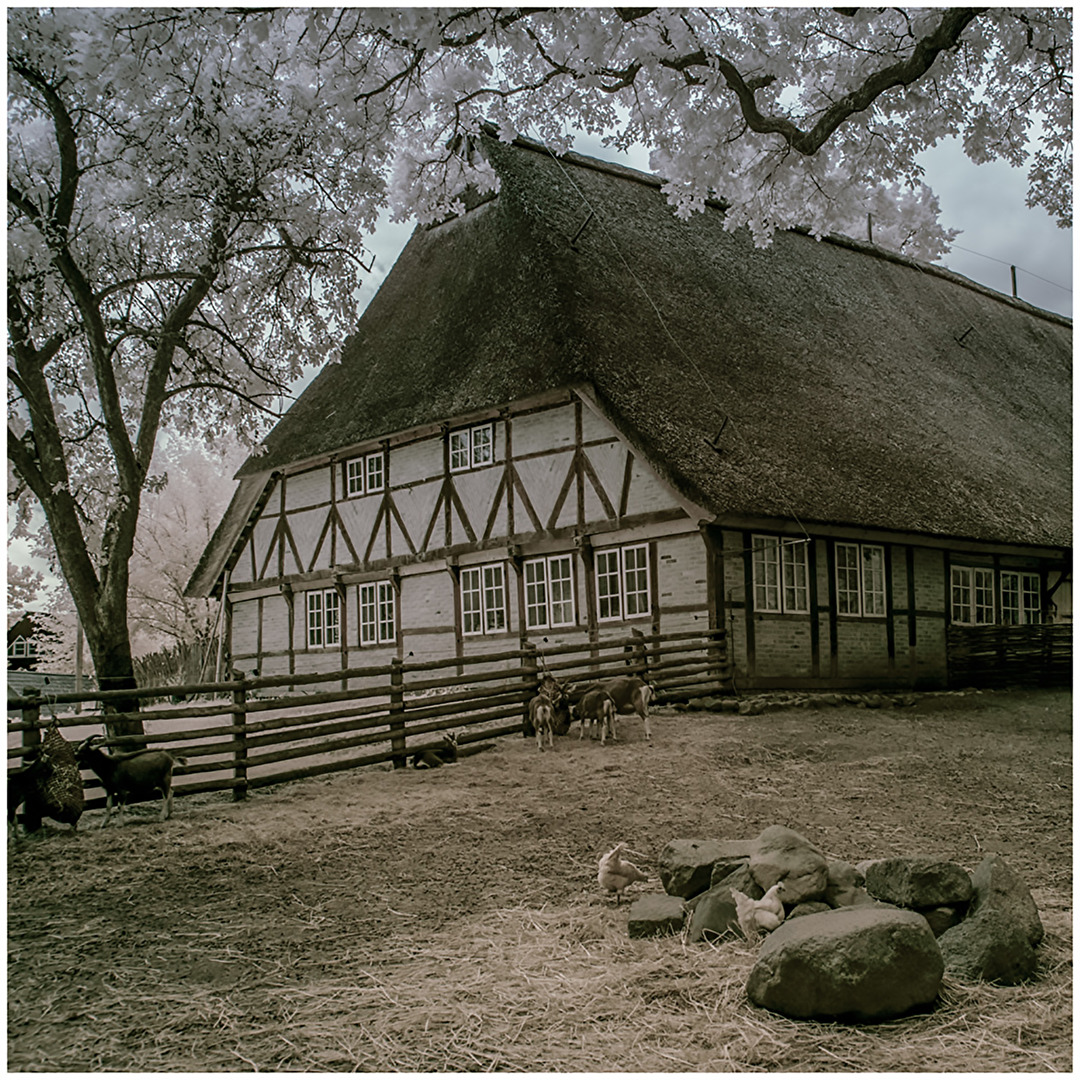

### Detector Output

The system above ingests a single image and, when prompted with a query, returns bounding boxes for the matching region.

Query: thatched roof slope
[238,134,1071,551]
[186,471,273,599]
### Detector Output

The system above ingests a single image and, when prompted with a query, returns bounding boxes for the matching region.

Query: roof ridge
[481,127,1070,329]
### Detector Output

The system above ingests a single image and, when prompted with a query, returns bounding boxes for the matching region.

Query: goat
[7,748,53,832]
[412,731,459,769]
[537,675,572,735]
[528,694,556,752]
[75,736,186,826]
[576,689,618,745]
[568,676,654,741]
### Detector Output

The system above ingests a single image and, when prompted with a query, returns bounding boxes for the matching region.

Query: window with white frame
[449,422,495,472]
[951,565,995,625]
[306,588,341,648]
[460,563,507,635]
[524,554,576,629]
[345,452,384,497]
[752,535,810,614]
[358,581,396,645]
[1000,571,1042,625]
[835,543,886,617]
[595,543,650,621]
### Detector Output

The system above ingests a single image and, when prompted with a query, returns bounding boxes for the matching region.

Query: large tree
[374,7,1070,255]
[7,9,395,721]
[8,7,1071,722]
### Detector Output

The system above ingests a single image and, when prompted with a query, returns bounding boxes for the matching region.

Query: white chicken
[731,881,787,940]
[597,843,650,904]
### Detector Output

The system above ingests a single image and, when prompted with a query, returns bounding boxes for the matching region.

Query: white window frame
[752,535,810,614]
[460,562,508,636]
[449,422,495,473]
[358,581,396,645]
[595,543,651,623]
[1000,571,1042,625]
[524,554,576,630]
[345,452,385,497]
[951,565,995,625]
[365,453,385,494]
[10,638,27,657]
[306,588,341,648]
[835,542,886,617]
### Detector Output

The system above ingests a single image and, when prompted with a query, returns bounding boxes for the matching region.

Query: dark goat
[75,736,186,826]
[576,689,618,745]
[7,749,53,830]
[567,676,654,741]
[412,730,459,769]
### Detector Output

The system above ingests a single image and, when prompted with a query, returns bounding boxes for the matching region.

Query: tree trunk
[85,616,144,739]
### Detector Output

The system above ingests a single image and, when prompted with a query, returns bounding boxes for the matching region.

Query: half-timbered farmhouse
[187,132,1072,691]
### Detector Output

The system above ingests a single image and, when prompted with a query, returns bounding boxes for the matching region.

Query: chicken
[731,881,787,940]
[597,843,649,903]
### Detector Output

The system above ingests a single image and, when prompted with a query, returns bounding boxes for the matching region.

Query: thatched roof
[230,133,1070,559]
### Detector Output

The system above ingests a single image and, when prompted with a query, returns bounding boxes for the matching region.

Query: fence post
[231,670,248,801]
[20,688,43,833]
[389,657,406,768]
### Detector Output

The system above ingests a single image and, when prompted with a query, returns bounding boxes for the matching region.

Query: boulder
[824,860,865,908]
[714,864,762,899]
[787,901,831,919]
[969,854,1043,946]
[749,825,828,903]
[919,905,967,937]
[659,839,751,899]
[746,907,944,1022]
[864,857,973,908]
[627,894,686,939]
[686,886,743,943]
[938,907,1038,985]
[709,857,751,890]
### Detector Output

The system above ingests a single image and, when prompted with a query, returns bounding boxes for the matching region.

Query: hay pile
[10,896,1069,1072]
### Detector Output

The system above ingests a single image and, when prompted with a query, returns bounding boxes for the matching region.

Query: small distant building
[6,613,91,704]
[7,613,42,671]
[186,132,1071,691]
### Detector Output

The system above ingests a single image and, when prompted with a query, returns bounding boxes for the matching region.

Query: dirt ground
[7,687,1072,1072]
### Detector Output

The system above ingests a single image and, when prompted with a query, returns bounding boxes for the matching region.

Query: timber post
[20,688,43,833]
[521,641,538,737]
[230,670,248,801]
[389,657,406,768]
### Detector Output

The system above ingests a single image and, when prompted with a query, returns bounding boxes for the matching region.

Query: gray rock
[938,908,1038,984]
[969,854,1044,947]
[627,893,687,939]
[864,857,973,908]
[746,907,944,1021]
[749,825,829,903]
[686,885,743,943]
[659,839,750,899]
[824,860,865,908]
[709,857,751,890]
[713,863,761,898]
[919,904,967,937]
[787,901,831,919]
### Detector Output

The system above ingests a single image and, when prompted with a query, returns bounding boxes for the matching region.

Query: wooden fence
[947,623,1072,689]
[7,628,730,817]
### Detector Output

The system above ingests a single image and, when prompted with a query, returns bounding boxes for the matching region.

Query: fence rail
[947,623,1072,689]
[7,628,730,817]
